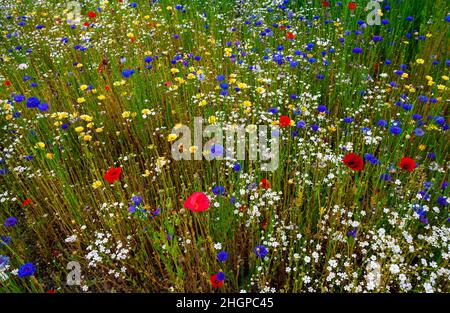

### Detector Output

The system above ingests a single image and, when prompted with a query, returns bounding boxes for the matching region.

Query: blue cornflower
[216,271,225,281]
[317,105,328,113]
[389,126,402,135]
[372,35,383,42]
[268,107,278,114]
[14,94,25,103]
[212,185,225,195]
[18,262,36,278]
[438,196,448,206]
[232,163,241,172]
[343,117,353,124]
[38,102,49,111]
[4,217,17,227]
[347,227,357,238]
[144,56,153,63]
[121,69,135,78]
[254,245,268,258]
[217,251,228,262]
[414,128,424,136]
[132,195,142,206]
[296,120,306,129]
[0,236,12,246]
[216,75,225,81]
[0,255,9,269]
[377,119,388,127]
[210,144,224,157]
[353,47,363,54]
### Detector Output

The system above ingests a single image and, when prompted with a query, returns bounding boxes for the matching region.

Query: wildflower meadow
[0,0,449,294]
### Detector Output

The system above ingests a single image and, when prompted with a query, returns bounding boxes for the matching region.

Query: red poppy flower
[279,115,291,127]
[210,274,223,289]
[165,81,172,87]
[46,289,57,293]
[104,167,122,184]
[3,81,11,86]
[260,178,270,189]
[83,22,90,27]
[343,153,364,171]
[87,11,97,19]
[286,32,295,40]
[22,198,31,206]
[398,157,416,172]
[348,2,357,10]
[184,192,209,212]
[322,1,330,7]
[105,86,110,91]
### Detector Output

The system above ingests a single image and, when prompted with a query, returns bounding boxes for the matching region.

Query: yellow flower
[142,109,151,115]
[167,133,177,142]
[5,114,12,120]
[242,100,252,107]
[77,97,85,104]
[189,146,198,153]
[76,63,83,68]
[170,68,179,74]
[442,75,449,81]
[87,122,93,129]
[79,84,88,91]
[97,94,106,100]
[425,75,433,81]
[416,58,424,65]
[92,180,102,189]
[237,82,248,89]
[142,169,151,177]
[58,112,68,119]
[208,116,217,124]
[122,111,131,118]
[127,32,135,38]
[187,73,196,80]
[46,153,54,159]
[257,87,265,94]
[437,84,447,91]
[418,144,426,151]
[95,127,103,133]
[80,114,92,122]
[401,73,409,79]
[35,142,45,149]
[83,135,92,142]
[199,100,207,107]
[75,126,84,133]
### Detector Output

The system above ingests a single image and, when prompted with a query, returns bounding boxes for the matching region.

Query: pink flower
[184,192,209,212]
